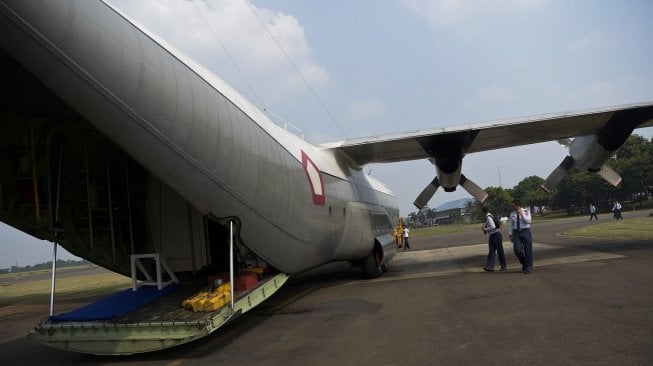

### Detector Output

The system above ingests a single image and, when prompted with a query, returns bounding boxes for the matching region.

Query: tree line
[0,259,89,274]
[408,134,653,224]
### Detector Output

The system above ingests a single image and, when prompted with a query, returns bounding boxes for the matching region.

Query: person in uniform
[403,226,411,250]
[612,201,623,220]
[589,203,598,221]
[481,206,506,272]
[509,199,533,274]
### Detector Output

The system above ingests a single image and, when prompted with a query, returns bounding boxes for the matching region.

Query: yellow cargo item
[181,282,232,312]
[202,293,226,312]
[215,283,230,293]
[244,267,264,275]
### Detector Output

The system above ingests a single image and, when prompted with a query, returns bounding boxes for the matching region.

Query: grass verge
[0,264,95,280]
[561,216,653,241]
[0,271,132,307]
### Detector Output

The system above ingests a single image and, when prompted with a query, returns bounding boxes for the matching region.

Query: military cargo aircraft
[0,0,652,355]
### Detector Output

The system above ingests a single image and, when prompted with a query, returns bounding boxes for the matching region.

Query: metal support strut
[49,144,64,316]
[229,221,235,310]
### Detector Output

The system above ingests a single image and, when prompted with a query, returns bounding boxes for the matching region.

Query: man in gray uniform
[509,199,533,274]
[481,206,506,272]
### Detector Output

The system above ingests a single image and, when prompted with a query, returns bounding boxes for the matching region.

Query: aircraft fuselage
[0,0,398,276]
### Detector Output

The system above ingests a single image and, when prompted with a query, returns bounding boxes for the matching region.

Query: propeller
[557,138,572,147]
[413,174,490,209]
[459,174,489,203]
[597,164,623,188]
[540,156,575,193]
[413,177,440,209]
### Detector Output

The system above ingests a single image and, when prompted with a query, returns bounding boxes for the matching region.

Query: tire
[362,250,383,278]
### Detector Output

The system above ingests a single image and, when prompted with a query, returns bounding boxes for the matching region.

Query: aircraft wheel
[362,250,383,278]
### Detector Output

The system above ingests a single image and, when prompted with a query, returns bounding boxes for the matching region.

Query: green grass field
[561,216,653,241]
[399,214,653,240]
[0,268,132,307]
[0,264,92,280]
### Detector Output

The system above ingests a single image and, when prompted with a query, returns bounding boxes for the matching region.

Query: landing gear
[361,250,383,279]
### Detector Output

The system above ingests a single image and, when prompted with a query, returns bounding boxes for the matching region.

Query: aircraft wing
[321,101,653,208]
[320,102,653,166]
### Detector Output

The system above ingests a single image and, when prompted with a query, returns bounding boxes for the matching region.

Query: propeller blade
[540,155,575,193]
[459,174,489,203]
[413,177,440,209]
[597,164,623,188]
[557,138,572,147]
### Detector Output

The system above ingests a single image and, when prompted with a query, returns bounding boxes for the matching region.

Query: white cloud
[346,98,386,120]
[108,0,329,93]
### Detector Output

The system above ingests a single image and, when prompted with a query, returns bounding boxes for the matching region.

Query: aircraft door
[205,217,232,272]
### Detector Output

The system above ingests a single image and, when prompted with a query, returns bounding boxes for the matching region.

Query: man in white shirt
[480,206,506,272]
[403,227,411,250]
[612,201,623,220]
[509,199,533,274]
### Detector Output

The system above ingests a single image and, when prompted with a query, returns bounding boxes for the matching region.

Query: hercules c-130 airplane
[1,0,652,355]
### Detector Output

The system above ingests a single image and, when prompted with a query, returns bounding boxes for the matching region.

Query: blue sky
[2,0,652,267]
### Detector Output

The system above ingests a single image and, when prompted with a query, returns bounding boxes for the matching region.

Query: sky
[2,0,653,267]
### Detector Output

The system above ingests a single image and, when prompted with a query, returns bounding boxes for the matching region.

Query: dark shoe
[523,269,532,274]
[483,267,494,272]
[499,267,507,271]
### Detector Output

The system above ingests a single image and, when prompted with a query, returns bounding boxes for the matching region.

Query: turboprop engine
[413,159,489,209]
[540,136,623,193]
[539,106,653,193]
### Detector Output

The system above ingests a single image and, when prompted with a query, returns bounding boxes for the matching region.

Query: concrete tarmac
[1,210,651,365]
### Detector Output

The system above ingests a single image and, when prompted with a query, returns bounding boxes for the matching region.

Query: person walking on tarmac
[612,201,623,220]
[509,199,533,274]
[481,206,506,272]
[589,203,598,221]
[403,226,411,250]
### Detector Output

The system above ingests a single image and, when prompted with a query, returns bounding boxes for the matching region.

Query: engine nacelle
[541,134,625,193]
[436,163,462,191]
[568,135,615,172]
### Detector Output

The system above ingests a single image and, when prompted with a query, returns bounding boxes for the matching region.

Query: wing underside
[321,102,653,166]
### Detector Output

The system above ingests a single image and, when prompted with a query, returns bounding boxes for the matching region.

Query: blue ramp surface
[49,283,182,321]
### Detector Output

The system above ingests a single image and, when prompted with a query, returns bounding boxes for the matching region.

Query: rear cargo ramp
[28,273,289,355]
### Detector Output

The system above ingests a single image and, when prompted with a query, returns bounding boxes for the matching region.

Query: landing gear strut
[361,250,383,279]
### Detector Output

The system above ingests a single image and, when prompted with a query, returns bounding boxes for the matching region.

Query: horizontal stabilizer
[459,174,489,203]
[597,165,623,188]
[414,177,440,209]
[541,156,575,193]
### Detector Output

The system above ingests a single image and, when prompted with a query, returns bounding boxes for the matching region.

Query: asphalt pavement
[1,210,651,365]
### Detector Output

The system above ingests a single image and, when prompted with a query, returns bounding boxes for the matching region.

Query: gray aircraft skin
[1,0,653,282]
